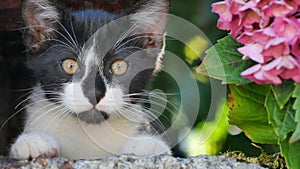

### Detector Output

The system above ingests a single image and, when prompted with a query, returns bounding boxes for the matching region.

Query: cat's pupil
[68,63,73,69]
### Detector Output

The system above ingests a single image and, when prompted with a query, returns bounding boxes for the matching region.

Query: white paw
[10,132,60,160]
[121,136,171,156]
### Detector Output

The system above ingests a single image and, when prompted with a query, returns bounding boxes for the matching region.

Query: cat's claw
[10,132,60,160]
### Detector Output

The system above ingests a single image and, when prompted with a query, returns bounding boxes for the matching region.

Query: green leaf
[197,35,254,85]
[290,125,300,143]
[280,137,300,169]
[228,83,277,144]
[265,92,296,140]
[271,80,294,110]
[290,83,300,143]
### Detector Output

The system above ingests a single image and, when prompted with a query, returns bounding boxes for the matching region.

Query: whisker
[113,24,138,49]
[55,108,73,127]
[54,19,80,52]
[120,103,167,132]
[69,15,81,60]
[24,102,68,132]
[123,94,180,117]
[114,46,145,55]
[21,25,78,53]
[40,107,71,130]
[114,34,153,52]
[15,92,62,109]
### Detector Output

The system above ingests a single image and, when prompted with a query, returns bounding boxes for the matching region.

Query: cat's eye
[111,60,128,76]
[61,59,79,75]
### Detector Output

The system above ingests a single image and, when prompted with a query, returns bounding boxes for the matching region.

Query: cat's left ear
[128,0,171,48]
[22,0,64,52]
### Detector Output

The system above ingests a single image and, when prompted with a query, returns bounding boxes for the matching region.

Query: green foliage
[197,35,253,84]
[280,138,300,168]
[291,83,300,143]
[265,92,296,140]
[271,81,294,110]
[200,35,300,168]
[228,84,277,144]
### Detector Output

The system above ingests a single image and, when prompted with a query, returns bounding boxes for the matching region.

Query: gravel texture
[0,155,267,169]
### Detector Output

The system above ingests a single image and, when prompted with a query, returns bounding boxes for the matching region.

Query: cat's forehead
[70,10,118,48]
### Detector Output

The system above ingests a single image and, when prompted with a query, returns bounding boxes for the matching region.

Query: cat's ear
[22,0,64,52]
[128,0,170,42]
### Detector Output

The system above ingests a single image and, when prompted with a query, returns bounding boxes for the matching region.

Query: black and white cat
[10,0,171,160]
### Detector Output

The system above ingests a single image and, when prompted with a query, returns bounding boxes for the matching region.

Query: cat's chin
[76,109,109,124]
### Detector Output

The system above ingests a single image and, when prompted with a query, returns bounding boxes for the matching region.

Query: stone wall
[0,155,266,169]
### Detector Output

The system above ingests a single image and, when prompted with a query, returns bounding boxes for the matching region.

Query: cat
[10,0,171,160]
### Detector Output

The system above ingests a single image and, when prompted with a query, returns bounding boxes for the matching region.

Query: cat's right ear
[22,0,64,52]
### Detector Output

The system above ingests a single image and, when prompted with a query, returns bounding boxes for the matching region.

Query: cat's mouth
[77,109,109,124]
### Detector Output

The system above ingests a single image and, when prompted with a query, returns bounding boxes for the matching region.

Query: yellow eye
[61,59,79,75]
[111,60,128,75]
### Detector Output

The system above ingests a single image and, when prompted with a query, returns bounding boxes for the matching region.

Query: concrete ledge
[1,155,266,169]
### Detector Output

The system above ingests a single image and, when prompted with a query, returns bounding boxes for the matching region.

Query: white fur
[10,132,59,159]
[95,87,124,114]
[131,1,169,34]
[121,135,170,156]
[25,0,60,37]
[11,84,170,160]
[82,41,99,80]
[63,83,93,113]
[29,0,60,19]
[153,35,166,74]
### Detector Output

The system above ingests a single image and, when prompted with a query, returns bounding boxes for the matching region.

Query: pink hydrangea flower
[212,0,300,84]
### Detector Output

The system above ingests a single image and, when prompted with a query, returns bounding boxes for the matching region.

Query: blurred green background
[151,0,280,157]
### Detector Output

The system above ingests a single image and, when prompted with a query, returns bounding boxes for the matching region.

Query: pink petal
[263,58,281,71]
[255,65,282,84]
[237,31,254,44]
[292,74,300,82]
[241,64,261,76]
[212,2,233,22]
[278,55,299,69]
[250,27,275,45]
[262,27,276,37]
[253,70,265,80]
[238,43,264,63]
[262,72,282,84]
[280,67,300,81]
[253,31,271,45]
[229,15,243,37]
[273,17,300,44]
[295,0,300,5]
[265,37,286,48]
[257,0,272,8]
[239,1,256,11]
[230,0,244,15]
[263,42,290,58]
[239,9,261,26]
[292,39,300,57]
[264,1,296,17]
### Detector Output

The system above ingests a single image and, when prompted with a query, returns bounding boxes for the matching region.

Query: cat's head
[22,0,170,124]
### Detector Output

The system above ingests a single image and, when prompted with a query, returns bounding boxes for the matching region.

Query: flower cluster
[212,0,300,84]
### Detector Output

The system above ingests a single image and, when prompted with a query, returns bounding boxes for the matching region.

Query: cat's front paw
[121,136,171,156]
[10,132,60,160]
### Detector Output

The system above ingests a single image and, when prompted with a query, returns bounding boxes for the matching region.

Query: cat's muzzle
[77,109,109,124]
